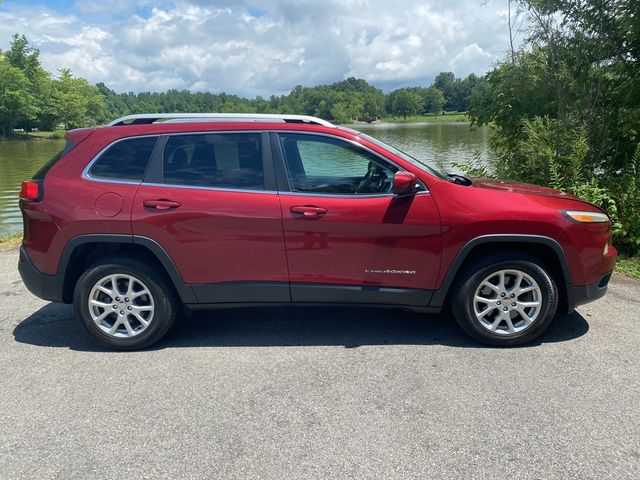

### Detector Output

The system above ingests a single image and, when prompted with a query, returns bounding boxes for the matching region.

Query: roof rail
[106,113,336,128]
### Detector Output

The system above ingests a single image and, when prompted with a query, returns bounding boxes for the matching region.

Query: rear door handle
[143,199,181,210]
[290,205,328,217]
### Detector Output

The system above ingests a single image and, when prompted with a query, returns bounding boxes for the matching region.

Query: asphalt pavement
[0,246,638,479]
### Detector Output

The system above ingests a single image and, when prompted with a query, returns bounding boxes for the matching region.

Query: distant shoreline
[0,131,66,142]
[349,113,469,125]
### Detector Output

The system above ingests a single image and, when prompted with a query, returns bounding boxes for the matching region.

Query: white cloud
[0,0,520,96]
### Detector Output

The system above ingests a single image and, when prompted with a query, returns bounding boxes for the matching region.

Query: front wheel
[73,257,179,350]
[451,255,558,346]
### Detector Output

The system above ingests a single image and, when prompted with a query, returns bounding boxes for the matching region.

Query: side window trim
[269,131,292,192]
[260,131,278,191]
[142,135,168,184]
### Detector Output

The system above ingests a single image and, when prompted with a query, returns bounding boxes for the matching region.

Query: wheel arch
[430,235,574,314]
[58,234,196,304]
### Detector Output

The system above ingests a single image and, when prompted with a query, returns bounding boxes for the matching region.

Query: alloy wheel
[472,269,543,336]
[88,274,155,338]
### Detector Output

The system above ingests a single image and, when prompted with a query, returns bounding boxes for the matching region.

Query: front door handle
[143,199,181,210]
[290,205,328,217]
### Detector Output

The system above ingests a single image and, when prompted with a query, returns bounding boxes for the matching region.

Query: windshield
[358,133,450,181]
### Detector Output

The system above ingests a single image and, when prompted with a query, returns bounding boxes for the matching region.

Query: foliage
[0,56,36,135]
[53,68,105,129]
[387,89,422,118]
[616,256,640,280]
[435,72,484,111]
[0,34,105,134]
[95,72,480,125]
[469,0,640,255]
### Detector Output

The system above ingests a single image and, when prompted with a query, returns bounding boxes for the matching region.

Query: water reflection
[356,122,490,173]
[0,138,65,235]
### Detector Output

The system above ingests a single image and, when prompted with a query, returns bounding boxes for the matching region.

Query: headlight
[561,210,610,223]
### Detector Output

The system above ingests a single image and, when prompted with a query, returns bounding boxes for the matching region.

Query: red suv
[18,113,617,349]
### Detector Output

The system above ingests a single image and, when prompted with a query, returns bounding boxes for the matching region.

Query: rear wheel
[451,254,558,346]
[74,257,179,350]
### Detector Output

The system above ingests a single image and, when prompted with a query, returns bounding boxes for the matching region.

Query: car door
[273,132,442,306]
[131,131,290,303]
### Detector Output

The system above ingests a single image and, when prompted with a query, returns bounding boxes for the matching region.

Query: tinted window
[89,136,157,181]
[278,134,398,195]
[162,133,264,190]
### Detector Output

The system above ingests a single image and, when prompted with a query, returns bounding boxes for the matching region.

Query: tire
[450,253,558,346]
[73,257,179,350]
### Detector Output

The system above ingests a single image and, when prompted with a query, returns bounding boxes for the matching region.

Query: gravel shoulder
[0,247,639,480]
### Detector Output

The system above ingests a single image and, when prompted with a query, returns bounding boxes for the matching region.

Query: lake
[0,122,490,237]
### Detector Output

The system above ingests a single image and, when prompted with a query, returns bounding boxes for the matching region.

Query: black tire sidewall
[454,259,558,346]
[74,260,177,350]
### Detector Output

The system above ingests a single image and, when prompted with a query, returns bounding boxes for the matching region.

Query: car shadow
[12,303,590,352]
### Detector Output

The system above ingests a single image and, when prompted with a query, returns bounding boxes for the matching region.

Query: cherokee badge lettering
[365,268,417,275]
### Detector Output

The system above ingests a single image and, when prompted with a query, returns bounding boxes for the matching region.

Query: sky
[0,0,522,97]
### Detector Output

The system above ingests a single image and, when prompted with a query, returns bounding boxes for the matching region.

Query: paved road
[0,246,638,480]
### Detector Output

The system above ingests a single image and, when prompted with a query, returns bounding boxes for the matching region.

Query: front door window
[278,134,398,195]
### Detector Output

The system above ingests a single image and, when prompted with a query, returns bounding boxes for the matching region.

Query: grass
[1,130,65,141]
[27,130,66,139]
[0,232,22,250]
[377,112,469,124]
[616,256,640,279]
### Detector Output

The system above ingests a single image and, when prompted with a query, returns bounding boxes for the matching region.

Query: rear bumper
[18,246,64,303]
[568,271,612,312]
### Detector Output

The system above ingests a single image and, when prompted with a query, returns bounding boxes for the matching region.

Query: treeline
[0,33,484,135]
[468,0,640,255]
[100,73,482,125]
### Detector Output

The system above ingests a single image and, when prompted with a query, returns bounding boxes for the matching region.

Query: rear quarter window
[88,136,158,182]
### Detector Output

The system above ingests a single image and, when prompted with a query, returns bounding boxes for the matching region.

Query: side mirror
[392,171,418,195]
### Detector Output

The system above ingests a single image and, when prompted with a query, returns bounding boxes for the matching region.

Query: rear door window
[162,133,264,190]
[89,136,158,182]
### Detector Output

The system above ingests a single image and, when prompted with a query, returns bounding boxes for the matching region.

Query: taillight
[20,180,42,201]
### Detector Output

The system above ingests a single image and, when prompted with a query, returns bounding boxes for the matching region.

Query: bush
[481,115,640,255]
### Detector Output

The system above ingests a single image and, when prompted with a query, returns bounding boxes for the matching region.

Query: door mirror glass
[392,171,418,195]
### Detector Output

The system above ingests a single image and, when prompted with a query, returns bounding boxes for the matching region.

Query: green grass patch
[27,130,66,139]
[0,232,23,250]
[377,113,469,124]
[1,130,65,141]
[616,256,640,279]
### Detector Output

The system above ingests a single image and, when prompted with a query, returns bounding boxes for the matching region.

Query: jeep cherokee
[18,113,617,349]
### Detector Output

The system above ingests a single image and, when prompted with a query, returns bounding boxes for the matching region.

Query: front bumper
[568,271,612,312]
[18,246,64,303]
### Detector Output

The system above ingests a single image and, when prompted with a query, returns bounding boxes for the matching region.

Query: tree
[423,86,445,115]
[389,90,421,118]
[3,34,57,130]
[434,72,457,110]
[0,56,36,135]
[52,68,105,129]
